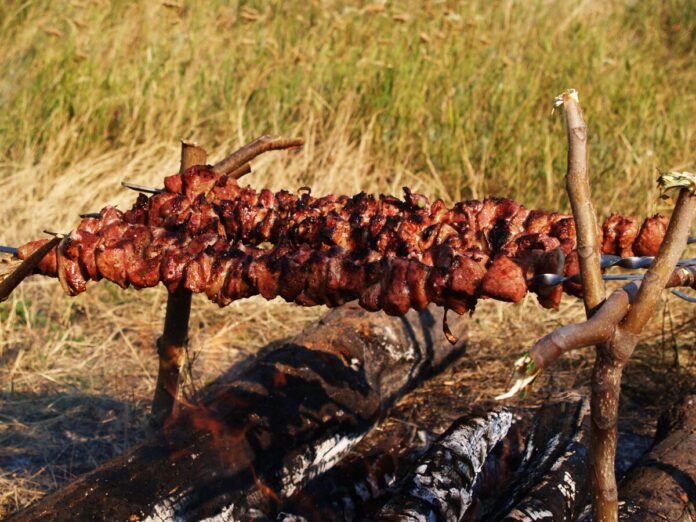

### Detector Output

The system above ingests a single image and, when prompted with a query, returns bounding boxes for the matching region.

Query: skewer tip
[671,289,696,303]
[121,181,164,194]
[43,230,66,239]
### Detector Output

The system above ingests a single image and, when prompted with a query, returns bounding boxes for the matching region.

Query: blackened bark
[485,394,589,521]
[501,439,590,521]
[278,396,591,522]
[374,409,513,521]
[619,394,696,521]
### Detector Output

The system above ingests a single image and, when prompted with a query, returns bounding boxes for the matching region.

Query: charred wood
[278,441,410,521]
[483,394,589,521]
[276,396,591,522]
[277,365,480,521]
[619,394,696,521]
[373,409,513,521]
[501,434,590,521]
[8,303,465,522]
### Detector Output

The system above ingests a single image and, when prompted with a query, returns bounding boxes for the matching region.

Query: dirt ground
[1,287,695,519]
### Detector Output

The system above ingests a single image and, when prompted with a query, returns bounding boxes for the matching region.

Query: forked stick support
[150,141,207,426]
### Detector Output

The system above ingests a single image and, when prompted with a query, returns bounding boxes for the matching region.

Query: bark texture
[619,394,696,521]
[374,409,513,521]
[8,303,465,522]
[502,439,589,521]
[277,395,591,522]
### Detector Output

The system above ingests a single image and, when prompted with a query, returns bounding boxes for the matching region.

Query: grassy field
[0,0,695,516]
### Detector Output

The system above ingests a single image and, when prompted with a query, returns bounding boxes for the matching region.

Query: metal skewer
[43,230,67,238]
[671,289,696,303]
[121,181,164,194]
[530,272,646,287]
[79,212,101,219]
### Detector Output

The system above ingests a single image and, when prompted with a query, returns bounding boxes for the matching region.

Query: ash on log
[374,409,513,521]
[373,396,591,522]
[500,397,590,522]
[276,396,590,521]
[619,394,696,521]
[482,396,589,520]
[8,303,465,522]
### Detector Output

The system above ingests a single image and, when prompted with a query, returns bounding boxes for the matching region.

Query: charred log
[8,303,465,522]
[277,394,591,521]
[276,357,483,521]
[501,435,590,521]
[619,394,696,521]
[482,394,589,521]
[373,409,513,521]
[279,432,427,521]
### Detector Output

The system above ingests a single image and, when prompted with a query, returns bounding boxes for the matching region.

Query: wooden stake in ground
[150,140,208,426]
[559,93,696,522]
[499,92,696,521]
[558,89,621,522]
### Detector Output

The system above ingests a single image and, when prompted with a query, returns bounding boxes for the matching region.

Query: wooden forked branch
[212,135,304,178]
[501,90,696,522]
[149,141,207,426]
[149,135,305,425]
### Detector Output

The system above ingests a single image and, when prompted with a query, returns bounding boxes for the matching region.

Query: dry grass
[1,0,695,517]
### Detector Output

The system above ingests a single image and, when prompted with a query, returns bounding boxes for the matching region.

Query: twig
[561,89,604,314]
[623,188,696,334]
[228,162,252,180]
[498,259,696,400]
[211,135,304,176]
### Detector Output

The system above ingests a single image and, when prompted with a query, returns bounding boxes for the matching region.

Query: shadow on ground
[0,390,148,516]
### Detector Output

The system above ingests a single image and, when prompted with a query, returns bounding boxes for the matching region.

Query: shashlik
[15,166,671,314]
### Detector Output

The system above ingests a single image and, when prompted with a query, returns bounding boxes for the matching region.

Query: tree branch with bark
[499,89,696,522]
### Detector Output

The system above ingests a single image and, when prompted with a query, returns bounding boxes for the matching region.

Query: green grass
[0,0,694,213]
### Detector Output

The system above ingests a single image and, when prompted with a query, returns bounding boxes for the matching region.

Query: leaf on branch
[495,352,542,400]
[658,171,696,195]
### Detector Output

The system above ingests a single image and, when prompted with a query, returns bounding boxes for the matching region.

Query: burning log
[480,395,588,521]
[619,394,696,521]
[8,302,466,522]
[373,409,513,521]
[278,394,590,521]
